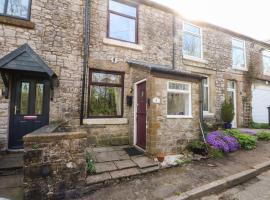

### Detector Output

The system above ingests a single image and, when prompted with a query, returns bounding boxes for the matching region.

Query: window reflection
[35,83,44,115]
[20,82,29,115]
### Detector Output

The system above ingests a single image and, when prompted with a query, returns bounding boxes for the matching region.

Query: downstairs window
[88,70,124,118]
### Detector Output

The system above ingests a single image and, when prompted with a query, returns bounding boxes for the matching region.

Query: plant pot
[157,153,165,162]
[224,122,232,129]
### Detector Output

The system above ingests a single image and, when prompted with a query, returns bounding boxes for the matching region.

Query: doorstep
[85,146,159,191]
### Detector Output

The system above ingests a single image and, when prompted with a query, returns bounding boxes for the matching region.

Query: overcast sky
[154,0,270,41]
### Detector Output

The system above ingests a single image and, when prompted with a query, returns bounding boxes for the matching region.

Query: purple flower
[207,131,240,153]
[239,129,257,136]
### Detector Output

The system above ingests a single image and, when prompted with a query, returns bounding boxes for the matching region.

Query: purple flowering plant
[206,130,240,153]
[238,128,257,136]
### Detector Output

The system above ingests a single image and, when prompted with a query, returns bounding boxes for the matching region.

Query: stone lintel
[83,118,128,125]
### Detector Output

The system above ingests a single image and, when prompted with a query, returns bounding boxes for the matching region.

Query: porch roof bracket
[0,71,9,98]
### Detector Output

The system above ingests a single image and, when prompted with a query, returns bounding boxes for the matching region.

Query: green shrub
[257,131,270,141]
[221,100,235,123]
[232,133,257,150]
[86,152,96,174]
[249,121,270,129]
[208,148,224,159]
[224,129,241,136]
[186,140,208,155]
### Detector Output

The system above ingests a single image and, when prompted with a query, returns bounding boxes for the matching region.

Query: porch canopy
[0,44,58,97]
[127,60,207,81]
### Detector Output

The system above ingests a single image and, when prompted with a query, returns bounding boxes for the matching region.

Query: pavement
[201,170,270,200]
[79,141,270,200]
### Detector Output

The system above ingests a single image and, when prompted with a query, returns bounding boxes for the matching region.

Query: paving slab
[95,162,117,173]
[131,156,158,168]
[92,147,115,153]
[95,151,121,162]
[140,166,160,174]
[0,154,23,170]
[116,151,130,160]
[110,168,141,179]
[86,173,112,185]
[114,160,137,169]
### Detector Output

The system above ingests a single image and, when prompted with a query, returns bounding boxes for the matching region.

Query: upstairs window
[167,81,192,118]
[262,50,270,75]
[88,70,124,118]
[183,22,203,59]
[0,0,31,19]
[232,38,246,69]
[108,0,138,43]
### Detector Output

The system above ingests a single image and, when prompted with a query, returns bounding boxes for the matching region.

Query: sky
[154,0,270,41]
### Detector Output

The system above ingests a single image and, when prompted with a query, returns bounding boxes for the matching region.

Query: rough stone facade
[23,131,87,200]
[0,0,84,150]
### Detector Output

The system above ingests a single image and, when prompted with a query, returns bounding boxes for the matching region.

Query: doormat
[124,147,144,156]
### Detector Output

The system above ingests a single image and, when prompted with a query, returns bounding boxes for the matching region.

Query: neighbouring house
[0,0,270,155]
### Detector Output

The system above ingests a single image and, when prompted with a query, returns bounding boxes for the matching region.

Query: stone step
[131,156,159,169]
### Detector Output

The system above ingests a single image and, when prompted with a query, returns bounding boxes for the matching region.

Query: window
[0,0,31,19]
[88,70,124,118]
[262,50,270,75]
[20,81,30,115]
[232,38,246,69]
[183,22,202,58]
[108,0,137,43]
[203,78,209,112]
[167,81,192,118]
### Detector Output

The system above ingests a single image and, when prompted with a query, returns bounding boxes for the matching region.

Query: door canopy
[0,44,58,98]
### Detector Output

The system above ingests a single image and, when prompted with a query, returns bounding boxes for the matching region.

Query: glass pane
[35,83,44,115]
[183,33,202,58]
[232,47,245,67]
[167,92,190,116]
[0,0,5,14]
[227,91,235,108]
[109,0,136,17]
[202,78,208,85]
[227,80,235,89]
[20,82,29,115]
[183,23,200,35]
[263,50,270,57]
[203,86,209,111]
[92,72,122,84]
[89,86,122,116]
[232,39,244,49]
[109,13,136,43]
[7,0,30,18]
[263,55,270,73]
[168,82,189,91]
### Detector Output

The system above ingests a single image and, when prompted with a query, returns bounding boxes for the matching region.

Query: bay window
[232,38,246,69]
[183,22,203,59]
[108,0,138,43]
[167,81,192,118]
[262,50,270,75]
[88,70,124,118]
[0,0,31,19]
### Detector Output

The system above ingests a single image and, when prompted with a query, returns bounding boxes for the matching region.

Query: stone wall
[23,131,87,200]
[0,0,84,149]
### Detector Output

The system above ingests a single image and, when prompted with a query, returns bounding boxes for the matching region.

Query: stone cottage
[0,0,270,155]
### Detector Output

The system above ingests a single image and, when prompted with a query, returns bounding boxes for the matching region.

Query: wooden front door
[9,74,50,149]
[136,81,146,149]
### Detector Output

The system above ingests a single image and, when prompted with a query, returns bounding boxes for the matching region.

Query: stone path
[0,152,24,200]
[85,146,159,190]
[201,170,270,200]
[79,141,270,200]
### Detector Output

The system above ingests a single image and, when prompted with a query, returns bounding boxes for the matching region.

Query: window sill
[0,16,35,29]
[103,38,143,51]
[203,112,215,118]
[83,118,128,125]
[167,115,193,119]
[263,72,270,76]
[232,66,248,71]
[183,55,208,64]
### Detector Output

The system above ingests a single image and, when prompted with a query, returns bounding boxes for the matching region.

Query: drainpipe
[268,106,270,126]
[172,15,176,69]
[80,0,90,125]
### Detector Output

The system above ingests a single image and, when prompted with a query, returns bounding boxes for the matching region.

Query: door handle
[14,106,20,115]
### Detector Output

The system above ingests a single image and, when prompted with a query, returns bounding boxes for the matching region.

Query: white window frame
[167,81,192,118]
[182,21,203,60]
[232,37,247,70]
[262,50,270,76]
[203,77,210,114]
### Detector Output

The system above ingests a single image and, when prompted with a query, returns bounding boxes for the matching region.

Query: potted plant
[221,99,235,129]
[157,152,165,162]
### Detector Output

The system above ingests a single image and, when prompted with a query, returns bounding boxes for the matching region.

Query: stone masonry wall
[0,0,84,149]
[23,132,87,200]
